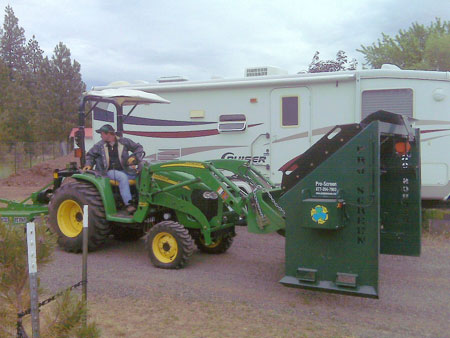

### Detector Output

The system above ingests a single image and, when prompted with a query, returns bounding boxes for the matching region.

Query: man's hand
[82,165,92,171]
[127,156,137,165]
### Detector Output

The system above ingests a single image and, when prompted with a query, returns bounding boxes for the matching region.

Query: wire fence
[0,141,71,179]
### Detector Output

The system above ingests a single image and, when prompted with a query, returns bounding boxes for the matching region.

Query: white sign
[26,222,37,274]
[315,180,338,196]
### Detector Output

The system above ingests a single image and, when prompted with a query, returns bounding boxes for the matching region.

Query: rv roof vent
[381,64,401,70]
[245,66,288,77]
[108,80,131,87]
[157,76,189,83]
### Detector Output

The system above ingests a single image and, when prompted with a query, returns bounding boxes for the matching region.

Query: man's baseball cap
[95,124,115,134]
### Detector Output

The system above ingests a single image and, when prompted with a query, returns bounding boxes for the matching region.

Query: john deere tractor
[45,90,283,270]
[0,89,422,298]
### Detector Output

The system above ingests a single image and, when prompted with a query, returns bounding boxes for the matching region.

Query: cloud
[6,0,450,87]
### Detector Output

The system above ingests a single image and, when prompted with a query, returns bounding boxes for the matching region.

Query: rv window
[218,114,247,132]
[219,114,246,122]
[281,96,299,127]
[361,88,413,119]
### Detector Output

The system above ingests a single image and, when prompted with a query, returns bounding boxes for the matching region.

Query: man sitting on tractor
[83,124,144,214]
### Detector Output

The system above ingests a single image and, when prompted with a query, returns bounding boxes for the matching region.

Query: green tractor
[48,156,285,269]
[0,89,422,298]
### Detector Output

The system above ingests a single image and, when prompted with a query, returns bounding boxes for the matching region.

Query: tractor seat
[109,179,137,187]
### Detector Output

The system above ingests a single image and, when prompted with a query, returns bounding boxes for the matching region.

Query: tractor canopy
[75,89,170,167]
[84,88,170,106]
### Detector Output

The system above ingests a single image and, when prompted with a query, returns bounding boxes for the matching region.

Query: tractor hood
[84,88,170,106]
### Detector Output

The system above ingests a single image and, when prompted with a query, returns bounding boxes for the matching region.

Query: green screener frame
[278,111,421,298]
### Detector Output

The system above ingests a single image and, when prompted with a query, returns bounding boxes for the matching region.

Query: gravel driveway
[39,228,450,337]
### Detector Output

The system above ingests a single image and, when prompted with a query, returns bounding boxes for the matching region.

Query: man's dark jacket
[85,137,144,175]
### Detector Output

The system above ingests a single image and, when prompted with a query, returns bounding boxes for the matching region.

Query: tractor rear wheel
[48,181,111,252]
[145,221,194,269]
[195,235,234,254]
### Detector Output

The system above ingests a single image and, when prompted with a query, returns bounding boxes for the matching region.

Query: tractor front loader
[0,89,421,299]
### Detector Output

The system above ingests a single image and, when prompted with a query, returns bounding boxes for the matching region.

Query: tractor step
[111,212,134,219]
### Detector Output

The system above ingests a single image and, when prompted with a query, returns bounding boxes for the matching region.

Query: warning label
[315,180,338,196]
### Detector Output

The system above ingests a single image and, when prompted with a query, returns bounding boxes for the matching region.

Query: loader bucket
[278,111,421,298]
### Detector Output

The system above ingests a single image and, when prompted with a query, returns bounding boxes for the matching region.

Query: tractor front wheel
[48,181,111,252]
[145,221,194,269]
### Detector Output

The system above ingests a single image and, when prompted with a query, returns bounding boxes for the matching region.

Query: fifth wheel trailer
[91,66,450,202]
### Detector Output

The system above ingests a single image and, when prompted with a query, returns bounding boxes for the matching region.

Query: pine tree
[0,5,26,79]
[0,5,86,142]
[32,56,58,141]
[0,59,36,143]
[0,6,38,143]
[48,42,85,141]
[25,35,44,75]
[24,38,53,142]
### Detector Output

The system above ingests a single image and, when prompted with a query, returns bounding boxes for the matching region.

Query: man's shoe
[125,205,136,214]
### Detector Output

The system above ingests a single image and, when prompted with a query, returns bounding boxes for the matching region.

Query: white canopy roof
[85,88,170,105]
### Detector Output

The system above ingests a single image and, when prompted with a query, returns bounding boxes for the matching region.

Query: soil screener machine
[0,90,421,299]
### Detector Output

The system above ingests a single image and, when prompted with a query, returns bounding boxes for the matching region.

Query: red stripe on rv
[123,123,263,138]
[420,129,450,134]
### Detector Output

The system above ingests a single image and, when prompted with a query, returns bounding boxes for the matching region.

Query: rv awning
[84,89,170,105]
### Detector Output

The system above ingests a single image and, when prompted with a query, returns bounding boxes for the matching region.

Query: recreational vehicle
[91,66,450,202]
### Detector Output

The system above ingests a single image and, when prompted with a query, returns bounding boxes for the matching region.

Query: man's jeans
[107,170,136,206]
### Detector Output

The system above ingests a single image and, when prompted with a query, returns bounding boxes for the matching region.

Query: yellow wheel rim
[200,237,222,248]
[152,232,178,263]
[57,200,83,238]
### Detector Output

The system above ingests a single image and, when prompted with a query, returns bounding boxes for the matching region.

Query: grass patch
[87,294,349,338]
[423,208,448,221]
[422,208,450,233]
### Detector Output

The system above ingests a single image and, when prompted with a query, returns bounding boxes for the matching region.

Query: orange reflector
[74,148,82,158]
[395,141,411,155]
[250,98,258,103]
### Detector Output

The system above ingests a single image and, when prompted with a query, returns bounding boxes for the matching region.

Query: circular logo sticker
[311,205,329,224]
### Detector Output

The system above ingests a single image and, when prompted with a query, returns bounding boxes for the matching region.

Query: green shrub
[0,220,100,337]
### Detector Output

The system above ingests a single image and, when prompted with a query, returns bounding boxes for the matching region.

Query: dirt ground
[1,156,450,337]
[0,153,77,199]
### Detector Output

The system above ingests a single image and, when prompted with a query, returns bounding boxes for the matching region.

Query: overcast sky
[5,0,450,89]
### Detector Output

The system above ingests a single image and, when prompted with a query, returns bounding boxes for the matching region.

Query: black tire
[111,223,144,241]
[48,181,111,252]
[145,221,194,269]
[195,235,234,254]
